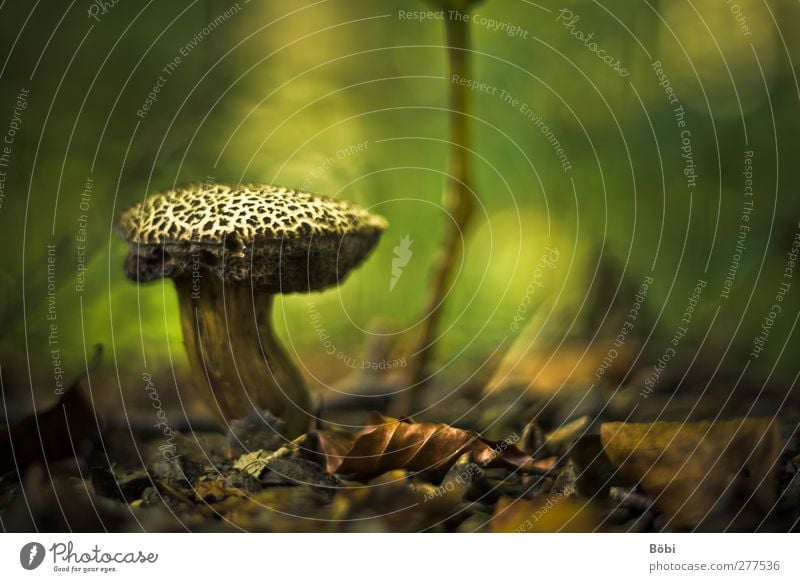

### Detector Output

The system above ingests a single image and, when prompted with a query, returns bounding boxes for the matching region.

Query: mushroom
[116,183,387,437]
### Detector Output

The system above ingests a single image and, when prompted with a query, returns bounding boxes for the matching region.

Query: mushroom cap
[116,183,387,293]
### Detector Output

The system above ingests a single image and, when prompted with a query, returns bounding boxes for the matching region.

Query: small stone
[227,409,287,455]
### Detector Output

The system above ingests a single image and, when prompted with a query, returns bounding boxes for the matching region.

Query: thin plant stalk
[402,10,478,412]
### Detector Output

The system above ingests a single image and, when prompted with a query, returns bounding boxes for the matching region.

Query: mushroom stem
[174,276,311,437]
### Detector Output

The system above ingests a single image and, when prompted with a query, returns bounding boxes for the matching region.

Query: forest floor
[2,341,799,533]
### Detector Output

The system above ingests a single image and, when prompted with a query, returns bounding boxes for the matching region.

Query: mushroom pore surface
[117,183,387,293]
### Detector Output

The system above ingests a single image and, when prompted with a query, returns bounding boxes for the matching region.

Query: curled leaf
[327,415,541,477]
[316,429,356,474]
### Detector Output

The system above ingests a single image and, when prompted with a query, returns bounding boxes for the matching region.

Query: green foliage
[1,0,798,401]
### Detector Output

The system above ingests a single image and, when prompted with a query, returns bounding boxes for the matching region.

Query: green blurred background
[1,0,798,421]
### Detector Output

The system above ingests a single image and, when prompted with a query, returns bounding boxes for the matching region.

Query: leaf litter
[1,343,797,532]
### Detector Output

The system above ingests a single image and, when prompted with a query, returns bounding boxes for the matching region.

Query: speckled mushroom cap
[116,183,387,293]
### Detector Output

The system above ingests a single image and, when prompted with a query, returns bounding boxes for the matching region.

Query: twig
[399,8,478,414]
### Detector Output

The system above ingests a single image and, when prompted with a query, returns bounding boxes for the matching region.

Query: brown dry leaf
[545,415,590,455]
[232,450,272,478]
[490,495,602,532]
[194,477,245,503]
[600,419,781,529]
[316,429,356,474]
[232,434,308,478]
[327,414,540,477]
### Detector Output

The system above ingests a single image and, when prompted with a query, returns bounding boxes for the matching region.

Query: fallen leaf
[439,452,493,502]
[194,476,246,503]
[600,418,781,529]
[519,419,545,455]
[327,415,541,477]
[315,429,356,473]
[545,415,591,455]
[233,450,273,478]
[232,434,308,478]
[490,494,601,532]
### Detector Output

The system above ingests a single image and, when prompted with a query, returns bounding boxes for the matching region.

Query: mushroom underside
[123,230,382,293]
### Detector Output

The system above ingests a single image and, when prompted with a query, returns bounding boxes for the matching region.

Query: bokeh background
[1,0,798,424]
